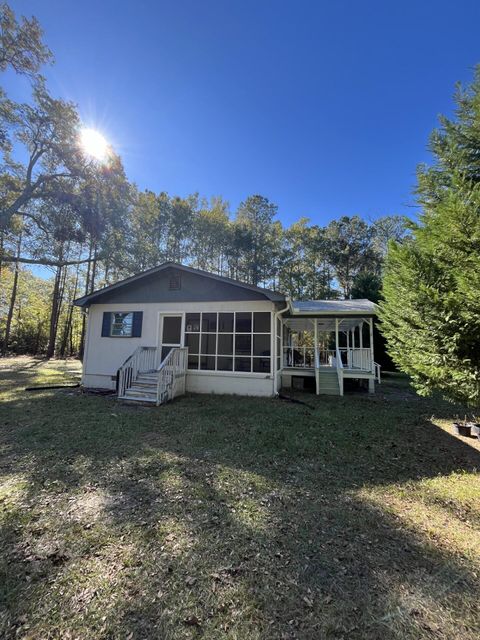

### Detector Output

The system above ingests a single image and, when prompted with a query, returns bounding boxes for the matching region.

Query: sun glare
[80,128,109,161]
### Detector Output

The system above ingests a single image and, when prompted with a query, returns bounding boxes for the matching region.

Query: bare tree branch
[1,254,95,267]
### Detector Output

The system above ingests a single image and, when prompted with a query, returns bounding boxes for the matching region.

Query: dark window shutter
[132,311,143,337]
[101,312,111,337]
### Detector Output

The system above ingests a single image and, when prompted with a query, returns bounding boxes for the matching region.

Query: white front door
[159,314,183,362]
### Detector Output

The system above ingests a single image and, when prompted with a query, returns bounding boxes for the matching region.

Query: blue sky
[7,0,480,227]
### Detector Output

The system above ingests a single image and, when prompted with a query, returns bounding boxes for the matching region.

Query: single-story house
[74,262,379,404]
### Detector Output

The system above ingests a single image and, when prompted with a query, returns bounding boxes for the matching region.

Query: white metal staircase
[117,346,188,405]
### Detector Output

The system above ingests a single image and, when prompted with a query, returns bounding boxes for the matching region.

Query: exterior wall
[89,266,272,304]
[82,300,278,396]
[186,372,273,397]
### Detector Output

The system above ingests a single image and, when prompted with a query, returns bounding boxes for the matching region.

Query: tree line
[0,3,407,359]
[0,192,407,358]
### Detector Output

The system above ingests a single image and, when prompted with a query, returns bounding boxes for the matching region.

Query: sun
[80,128,110,161]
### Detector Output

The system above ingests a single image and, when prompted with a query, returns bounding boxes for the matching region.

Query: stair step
[125,388,157,397]
[119,395,157,404]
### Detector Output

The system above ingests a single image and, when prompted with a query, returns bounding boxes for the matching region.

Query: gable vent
[169,273,181,290]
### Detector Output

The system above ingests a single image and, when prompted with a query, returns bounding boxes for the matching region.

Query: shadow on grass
[0,377,479,638]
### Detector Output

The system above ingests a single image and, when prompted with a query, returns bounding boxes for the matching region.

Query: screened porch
[280,299,380,395]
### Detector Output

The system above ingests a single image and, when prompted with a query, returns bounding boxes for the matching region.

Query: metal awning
[290,299,376,315]
[283,298,376,333]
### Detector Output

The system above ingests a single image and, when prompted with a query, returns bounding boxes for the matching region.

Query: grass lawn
[0,357,479,639]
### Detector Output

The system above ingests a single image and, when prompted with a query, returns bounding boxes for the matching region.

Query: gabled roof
[290,299,376,315]
[74,262,286,306]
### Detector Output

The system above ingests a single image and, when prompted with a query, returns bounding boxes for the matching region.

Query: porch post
[368,318,374,373]
[359,321,363,349]
[352,328,356,349]
[313,319,318,365]
[335,318,339,357]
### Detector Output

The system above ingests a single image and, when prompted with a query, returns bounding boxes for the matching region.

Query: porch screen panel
[185,313,200,369]
[184,311,271,373]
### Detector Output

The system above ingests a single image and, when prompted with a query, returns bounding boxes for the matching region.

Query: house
[74,263,379,403]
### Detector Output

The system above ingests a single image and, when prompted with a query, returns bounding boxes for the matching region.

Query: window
[184,311,271,373]
[235,334,251,356]
[111,312,133,337]
[218,313,233,332]
[235,312,251,333]
[102,311,143,338]
[185,313,200,332]
[218,334,233,355]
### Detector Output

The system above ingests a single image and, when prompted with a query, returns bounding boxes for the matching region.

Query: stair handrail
[117,346,142,397]
[156,347,188,405]
[117,346,158,398]
[335,347,344,397]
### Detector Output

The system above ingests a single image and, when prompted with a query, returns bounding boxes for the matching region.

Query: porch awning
[284,298,376,333]
[290,299,376,315]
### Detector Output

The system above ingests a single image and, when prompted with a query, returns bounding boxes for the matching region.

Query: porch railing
[156,347,188,405]
[283,346,315,368]
[337,347,372,372]
[283,346,373,371]
[117,346,158,397]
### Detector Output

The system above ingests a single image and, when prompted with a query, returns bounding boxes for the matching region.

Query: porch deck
[282,365,376,378]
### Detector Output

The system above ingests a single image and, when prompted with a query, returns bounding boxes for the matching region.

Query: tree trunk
[0,229,4,278]
[79,240,94,360]
[89,243,98,293]
[2,234,22,355]
[46,265,64,359]
[59,266,79,357]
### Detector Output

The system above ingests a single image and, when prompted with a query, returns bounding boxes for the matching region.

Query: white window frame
[184,311,273,376]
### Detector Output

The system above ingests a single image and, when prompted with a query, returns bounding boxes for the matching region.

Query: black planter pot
[452,423,472,437]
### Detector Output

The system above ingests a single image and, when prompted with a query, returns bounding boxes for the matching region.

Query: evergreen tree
[326,216,376,297]
[234,195,278,286]
[380,68,480,405]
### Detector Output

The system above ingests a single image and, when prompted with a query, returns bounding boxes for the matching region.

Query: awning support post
[369,318,374,374]
[335,318,339,357]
